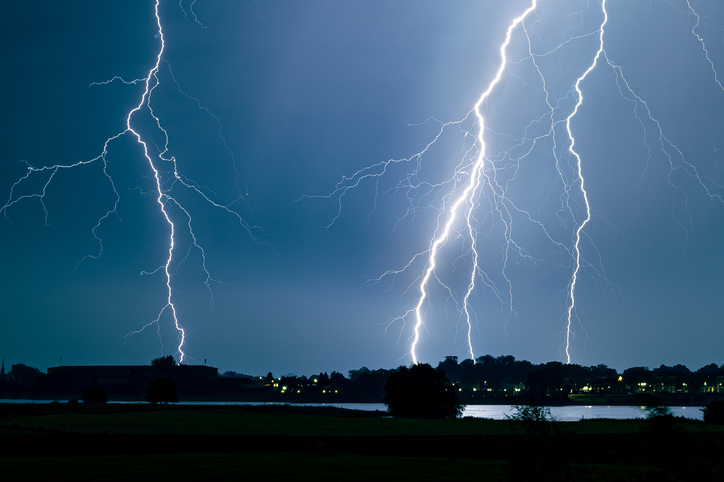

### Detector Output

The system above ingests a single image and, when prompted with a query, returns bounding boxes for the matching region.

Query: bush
[703,400,724,424]
[383,363,463,419]
[506,401,556,437]
[506,401,574,482]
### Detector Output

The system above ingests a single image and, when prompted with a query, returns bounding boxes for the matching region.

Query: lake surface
[464,404,704,421]
[248,403,703,421]
[0,400,705,420]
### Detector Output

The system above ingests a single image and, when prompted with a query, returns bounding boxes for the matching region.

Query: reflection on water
[1,399,704,420]
[300,403,703,421]
[464,404,703,421]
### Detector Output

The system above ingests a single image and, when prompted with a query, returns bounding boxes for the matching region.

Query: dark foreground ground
[1,403,723,481]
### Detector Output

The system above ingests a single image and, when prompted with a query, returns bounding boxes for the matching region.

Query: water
[0,400,705,420]
[463,404,704,421]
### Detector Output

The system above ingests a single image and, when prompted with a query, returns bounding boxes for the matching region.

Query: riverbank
[1,403,723,481]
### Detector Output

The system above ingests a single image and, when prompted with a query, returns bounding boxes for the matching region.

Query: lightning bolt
[310,0,721,365]
[410,1,542,365]
[562,0,724,363]
[1,1,263,364]
[601,2,724,235]
[562,0,608,364]
[394,0,610,365]
[303,0,590,363]
[686,0,724,93]
[5,1,720,369]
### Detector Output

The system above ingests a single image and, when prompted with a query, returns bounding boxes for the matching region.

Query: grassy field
[1,403,723,481]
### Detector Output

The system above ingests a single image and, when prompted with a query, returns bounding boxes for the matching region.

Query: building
[46,364,218,399]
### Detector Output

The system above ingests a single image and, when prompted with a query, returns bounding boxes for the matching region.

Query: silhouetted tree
[8,363,44,384]
[220,371,255,379]
[526,364,565,399]
[348,366,370,382]
[472,355,534,393]
[697,363,721,375]
[146,377,179,404]
[623,366,653,392]
[278,375,304,393]
[151,355,175,367]
[384,363,464,419]
[351,368,391,399]
[458,358,478,386]
[307,372,331,393]
[695,364,722,393]
[703,400,724,424]
[82,386,108,404]
[437,356,462,381]
[652,364,694,393]
[634,393,675,435]
[507,401,556,437]
[330,371,352,393]
[506,401,574,482]
[590,363,618,380]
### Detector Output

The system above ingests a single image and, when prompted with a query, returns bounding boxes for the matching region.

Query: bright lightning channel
[306,0,615,365]
[686,0,724,93]
[299,0,589,365]
[303,0,723,366]
[1,1,261,364]
[563,0,608,365]
[410,1,541,365]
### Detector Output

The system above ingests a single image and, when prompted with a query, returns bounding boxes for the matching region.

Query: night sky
[2,1,724,377]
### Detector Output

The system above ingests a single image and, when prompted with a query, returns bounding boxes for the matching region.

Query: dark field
[1,403,723,481]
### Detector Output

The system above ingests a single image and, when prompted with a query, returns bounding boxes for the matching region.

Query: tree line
[222,355,724,401]
[4,354,724,401]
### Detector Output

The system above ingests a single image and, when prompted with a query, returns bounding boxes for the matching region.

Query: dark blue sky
[2,0,724,376]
